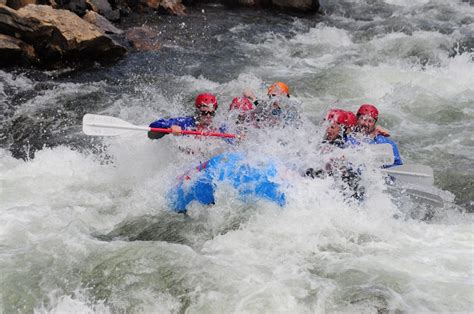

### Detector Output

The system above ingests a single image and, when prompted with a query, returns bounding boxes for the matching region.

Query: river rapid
[1,0,473,312]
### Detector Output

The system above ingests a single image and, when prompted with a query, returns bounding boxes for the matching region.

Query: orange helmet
[267,82,289,97]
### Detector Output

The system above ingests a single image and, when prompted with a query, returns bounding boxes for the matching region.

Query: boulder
[85,0,112,14]
[54,0,88,16]
[5,0,36,10]
[272,0,319,11]
[0,5,36,36]
[83,10,123,34]
[231,0,319,12]
[159,0,185,15]
[136,0,185,15]
[84,0,120,21]
[0,4,126,66]
[0,33,37,65]
[125,26,160,51]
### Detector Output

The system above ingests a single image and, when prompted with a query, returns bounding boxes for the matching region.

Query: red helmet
[229,96,254,111]
[357,104,379,120]
[345,111,357,127]
[195,93,218,110]
[326,109,348,125]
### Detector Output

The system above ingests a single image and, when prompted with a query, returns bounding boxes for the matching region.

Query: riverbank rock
[0,4,126,67]
[135,0,185,15]
[5,0,35,10]
[223,0,319,12]
[0,33,37,65]
[272,0,319,11]
[85,0,120,21]
[83,10,123,34]
[125,25,160,51]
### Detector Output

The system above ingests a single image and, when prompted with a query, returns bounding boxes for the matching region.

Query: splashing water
[1,1,473,312]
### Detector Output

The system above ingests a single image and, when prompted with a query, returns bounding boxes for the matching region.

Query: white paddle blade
[370,143,395,167]
[82,114,149,136]
[387,186,444,208]
[384,164,434,186]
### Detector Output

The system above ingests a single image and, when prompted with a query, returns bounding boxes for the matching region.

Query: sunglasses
[197,103,214,109]
[200,110,216,117]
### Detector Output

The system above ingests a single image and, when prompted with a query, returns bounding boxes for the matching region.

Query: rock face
[0,4,126,66]
[6,0,36,10]
[158,0,185,15]
[125,26,160,51]
[0,33,37,65]
[228,0,319,12]
[133,0,185,15]
[272,0,318,11]
[83,10,123,34]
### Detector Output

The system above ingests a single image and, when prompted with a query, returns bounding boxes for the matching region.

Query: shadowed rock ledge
[0,0,320,68]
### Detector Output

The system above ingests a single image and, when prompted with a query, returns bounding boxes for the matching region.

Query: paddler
[148,93,221,139]
[352,104,403,167]
[241,82,302,128]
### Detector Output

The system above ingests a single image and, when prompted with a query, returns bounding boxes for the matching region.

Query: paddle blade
[384,164,434,186]
[83,114,148,136]
[387,186,444,208]
[370,143,395,166]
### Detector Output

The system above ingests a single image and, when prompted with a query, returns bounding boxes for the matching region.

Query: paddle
[383,164,434,186]
[386,186,444,207]
[82,114,237,138]
[365,144,434,186]
[369,143,395,166]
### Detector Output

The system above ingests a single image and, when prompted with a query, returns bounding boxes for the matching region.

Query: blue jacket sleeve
[374,135,403,167]
[149,116,196,129]
[344,135,360,147]
[219,124,236,144]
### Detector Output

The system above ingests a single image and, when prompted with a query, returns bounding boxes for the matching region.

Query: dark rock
[85,0,113,17]
[224,0,319,12]
[0,33,37,65]
[272,0,319,12]
[103,8,120,21]
[0,4,127,67]
[158,0,185,15]
[0,4,36,36]
[125,25,160,51]
[133,0,185,15]
[55,0,88,16]
[5,0,36,10]
[83,10,123,34]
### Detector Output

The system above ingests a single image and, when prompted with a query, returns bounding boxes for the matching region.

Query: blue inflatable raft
[168,152,286,213]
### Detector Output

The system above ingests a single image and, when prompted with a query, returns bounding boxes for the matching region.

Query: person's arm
[148,117,195,140]
[374,125,390,137]
[375,136,403,167]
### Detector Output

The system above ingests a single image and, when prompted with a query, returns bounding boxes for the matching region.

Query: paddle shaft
[84,119,236,138]
[150,128,237,139]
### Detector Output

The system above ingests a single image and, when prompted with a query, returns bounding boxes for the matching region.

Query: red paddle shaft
[149,127,236,138]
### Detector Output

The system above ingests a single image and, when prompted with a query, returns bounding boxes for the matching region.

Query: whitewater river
[1,0,473,312]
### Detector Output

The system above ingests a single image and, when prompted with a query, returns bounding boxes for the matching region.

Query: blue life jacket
[150,116,233,144]
[149,116,196,129]
[168,152,286,213]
